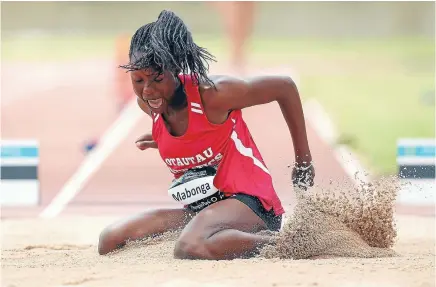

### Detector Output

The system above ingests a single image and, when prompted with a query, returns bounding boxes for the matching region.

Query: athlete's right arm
[135,133,158,150]
[135,97,158,150]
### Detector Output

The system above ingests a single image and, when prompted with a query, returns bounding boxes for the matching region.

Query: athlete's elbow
[277,76,300,103]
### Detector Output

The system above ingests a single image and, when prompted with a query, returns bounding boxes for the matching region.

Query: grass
[247,37,435,176]
[303,74,434,175]
[2,35,434,175]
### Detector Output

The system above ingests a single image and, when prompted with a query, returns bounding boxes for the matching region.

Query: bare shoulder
[198,74,246,109]
[201,74,245,92]
[196,74,245,123]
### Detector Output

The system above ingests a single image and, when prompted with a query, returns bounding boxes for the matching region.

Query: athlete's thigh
[180,198,267,239]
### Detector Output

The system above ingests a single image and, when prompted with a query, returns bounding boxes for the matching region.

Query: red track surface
[1,63,434,219]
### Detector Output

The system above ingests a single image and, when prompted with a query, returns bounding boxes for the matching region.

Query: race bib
[168,166,227,212]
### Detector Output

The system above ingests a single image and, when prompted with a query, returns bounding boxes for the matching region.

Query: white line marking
[302,98,371,185]
[191,108,203,114]
[397,138,436,146]
[0,180,40,206]
[397,179,436,205]
[0,139,39,146]
[397,157,436,165]
[39,99,144,218]
[302,99,337,145]
[0,158,39,166]
[333,145,371,185]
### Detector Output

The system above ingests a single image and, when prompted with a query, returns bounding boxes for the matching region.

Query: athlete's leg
[98,208,194,255]
[212,1,256,75]
[173,198,278,260]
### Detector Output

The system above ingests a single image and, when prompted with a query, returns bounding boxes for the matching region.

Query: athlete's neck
[167,78,187,114]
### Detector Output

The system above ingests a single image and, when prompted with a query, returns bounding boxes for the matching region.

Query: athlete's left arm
[206,75,312,164]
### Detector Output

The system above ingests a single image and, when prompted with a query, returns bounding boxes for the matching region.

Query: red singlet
[151,74,285,216]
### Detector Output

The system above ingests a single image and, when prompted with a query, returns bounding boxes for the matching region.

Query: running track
[1,61,433,219]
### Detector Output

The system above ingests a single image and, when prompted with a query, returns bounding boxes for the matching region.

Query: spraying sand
[260,177,399,259]
[2,178,434,287]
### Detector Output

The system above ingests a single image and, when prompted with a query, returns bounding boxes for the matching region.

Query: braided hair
[120,10,216,87]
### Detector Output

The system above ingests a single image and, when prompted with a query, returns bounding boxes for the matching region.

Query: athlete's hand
[291,161,315,191]
[135,133,158,150]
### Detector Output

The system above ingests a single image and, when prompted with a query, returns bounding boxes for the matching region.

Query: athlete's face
[130,68,179,114]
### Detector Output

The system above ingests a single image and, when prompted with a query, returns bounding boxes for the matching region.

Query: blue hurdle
[0,140,40,206]
[397,138,435,205]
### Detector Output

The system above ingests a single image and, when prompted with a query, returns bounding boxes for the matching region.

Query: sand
[259,177,401,260]
[2,181,435,287]
[1,214,434,287]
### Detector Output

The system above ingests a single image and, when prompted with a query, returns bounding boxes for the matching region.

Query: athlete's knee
[98,222,134,255]
[98,228,114,255]
[174,227,222,260]
[173,237,208,260]
[173,229,222,260]
[98,225,125,255]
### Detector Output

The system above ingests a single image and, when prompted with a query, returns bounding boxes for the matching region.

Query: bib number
[168,166,227,212]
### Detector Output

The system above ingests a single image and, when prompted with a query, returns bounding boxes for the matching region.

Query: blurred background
[1,1,435,213]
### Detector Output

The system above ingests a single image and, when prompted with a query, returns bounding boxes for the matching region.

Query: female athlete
[98,10,315,260]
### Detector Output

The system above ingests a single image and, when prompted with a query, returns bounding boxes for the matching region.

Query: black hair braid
[119,10,216,87]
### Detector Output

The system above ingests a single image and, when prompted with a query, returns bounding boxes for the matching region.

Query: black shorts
[231,193,283,232]
[186,192,283,231]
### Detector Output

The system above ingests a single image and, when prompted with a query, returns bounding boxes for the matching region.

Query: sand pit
[2,188,435,287]
[1,214,434,287]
